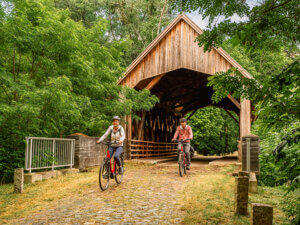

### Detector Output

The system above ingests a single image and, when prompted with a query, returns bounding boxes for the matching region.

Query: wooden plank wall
[120,19,232,88]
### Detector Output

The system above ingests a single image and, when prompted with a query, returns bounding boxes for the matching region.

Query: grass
[0,162,291,224]
[179,165,290,225]
[0,161,150,223]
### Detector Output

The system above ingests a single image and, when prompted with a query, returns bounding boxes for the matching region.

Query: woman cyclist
[96,116,125,174]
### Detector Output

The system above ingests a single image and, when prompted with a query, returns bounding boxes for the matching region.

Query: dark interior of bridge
[131,68,240,142]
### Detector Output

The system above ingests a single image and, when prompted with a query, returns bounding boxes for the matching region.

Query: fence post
[70,140,74,168]
[52,139,55,171]
[25,137,29,171]
[29,138,33,173]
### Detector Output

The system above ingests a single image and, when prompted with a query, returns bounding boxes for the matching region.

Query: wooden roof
[118,13,252,89]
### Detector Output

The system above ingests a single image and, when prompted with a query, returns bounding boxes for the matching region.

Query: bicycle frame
[106,149,117,174]
[179,141,186,166]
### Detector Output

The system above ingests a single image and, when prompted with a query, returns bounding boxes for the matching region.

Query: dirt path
[3,158,288,225]
[9,163,208,225]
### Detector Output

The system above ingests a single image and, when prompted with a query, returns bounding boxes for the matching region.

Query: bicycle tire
[116,153,125,184]
[178,153,184,177]
[99,161,110,191]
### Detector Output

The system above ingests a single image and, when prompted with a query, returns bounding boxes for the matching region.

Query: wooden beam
[138,112,146,140]
[227,94,240,109]
[224,109,239,124]
[145,74,165,90]
[187,109,198,120]
[127,114,132,140]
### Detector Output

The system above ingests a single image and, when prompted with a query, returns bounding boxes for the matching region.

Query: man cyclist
[172,118,193,170]
[96,116,125,174]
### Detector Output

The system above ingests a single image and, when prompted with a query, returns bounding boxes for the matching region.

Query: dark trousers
[178,143,191,166]
[108,146,123,166]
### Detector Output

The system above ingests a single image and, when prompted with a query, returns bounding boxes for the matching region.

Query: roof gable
[119,13,252,87]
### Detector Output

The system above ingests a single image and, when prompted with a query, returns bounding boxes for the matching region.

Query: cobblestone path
[10,163,214,225]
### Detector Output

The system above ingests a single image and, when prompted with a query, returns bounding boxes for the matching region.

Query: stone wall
[67,135,107,169]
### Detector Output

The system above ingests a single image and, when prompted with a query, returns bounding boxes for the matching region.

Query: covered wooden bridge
[118,14,253,160]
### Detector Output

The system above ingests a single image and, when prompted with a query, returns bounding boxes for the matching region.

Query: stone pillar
[235,174,249,215]
[251,203,273,225]
[249,172,258,193]
[242,134,260,175]
[67,135,107,169]
[14,168,24,193]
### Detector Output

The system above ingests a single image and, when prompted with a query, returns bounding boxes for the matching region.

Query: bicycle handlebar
[97,141,119,145]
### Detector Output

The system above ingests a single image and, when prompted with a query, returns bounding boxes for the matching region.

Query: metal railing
[25,137,75,173]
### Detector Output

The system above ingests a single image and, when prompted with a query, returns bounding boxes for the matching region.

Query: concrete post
[235,175,249,215]
[14,168,24,193]
[249,172,258,193]
[251,203,273,225]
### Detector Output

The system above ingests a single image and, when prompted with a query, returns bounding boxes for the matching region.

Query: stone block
[235,176,249,215]
[232,172,239,177]
[238,171,250,177]
[24,173,43,184]
[56,170,63,177]
[249,172,258,193]
[40,171,57,180]
[251,203,273,225]
[61,168,79,175]
[14,168,24,193]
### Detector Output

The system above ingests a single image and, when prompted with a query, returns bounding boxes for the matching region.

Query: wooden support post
[239,99,251,161]
[138,112,146,140]
[127,114,132,159]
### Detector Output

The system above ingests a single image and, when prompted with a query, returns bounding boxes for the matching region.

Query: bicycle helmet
[112,116,120,121]
[180,118,187,122]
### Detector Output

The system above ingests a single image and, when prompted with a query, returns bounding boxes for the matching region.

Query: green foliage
[171,0,299,52]
[170,1,299,221]
[188,107,239,155]
[281,188,300,224]
[254,121,300,189]
[0,0,158,183]
[55,0,175,66]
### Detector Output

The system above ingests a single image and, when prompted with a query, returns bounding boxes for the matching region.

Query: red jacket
[173,125,193,142]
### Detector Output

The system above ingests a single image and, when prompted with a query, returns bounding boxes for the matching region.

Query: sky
[185,12,249,30]
[185,0,259,29]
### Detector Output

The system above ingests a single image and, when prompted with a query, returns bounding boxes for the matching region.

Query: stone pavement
[10,165,190,225]
[9,156,236,225]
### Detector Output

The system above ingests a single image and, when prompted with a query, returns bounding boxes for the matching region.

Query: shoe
[118,167,124,175]
[186,165,190,170]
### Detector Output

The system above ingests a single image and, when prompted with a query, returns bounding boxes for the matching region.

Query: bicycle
[98,141,124,191]
[176,139,189,177]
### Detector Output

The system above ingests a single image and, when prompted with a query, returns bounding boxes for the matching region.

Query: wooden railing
[129,139,177,159]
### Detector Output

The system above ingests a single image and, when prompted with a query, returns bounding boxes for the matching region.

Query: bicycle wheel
[183,154,187,174]
[178,153,184,177]
[99,160,110,191]
[115,154,124,184]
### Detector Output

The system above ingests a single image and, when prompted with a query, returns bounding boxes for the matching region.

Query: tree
[0,0,158,183]
[188,106,239,156]
[54,0,176,66]
[170,1,299,222]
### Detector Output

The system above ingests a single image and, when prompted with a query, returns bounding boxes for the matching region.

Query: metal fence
[25,137,75,173]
